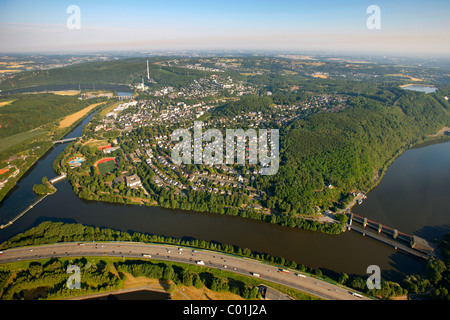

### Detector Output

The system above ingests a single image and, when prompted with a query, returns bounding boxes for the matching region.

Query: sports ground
[94,157,118,175]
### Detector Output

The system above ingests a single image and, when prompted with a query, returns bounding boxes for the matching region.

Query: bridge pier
[49,173,67,184]
[363,217,368,228]
[393,229,398,239]
[378,224,383,234]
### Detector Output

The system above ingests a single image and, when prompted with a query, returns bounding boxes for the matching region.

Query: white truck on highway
[196,260,205,265]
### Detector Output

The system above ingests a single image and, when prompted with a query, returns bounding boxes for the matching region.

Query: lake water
[0,112,449,283]
[117,92,133,98]
[352,140,450,241]
[401,85,437,93]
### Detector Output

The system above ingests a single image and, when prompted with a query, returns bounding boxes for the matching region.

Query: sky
[0,0,449,55]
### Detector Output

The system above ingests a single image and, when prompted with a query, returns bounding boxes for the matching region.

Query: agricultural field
[51,90,81,96]
[0,100,15,108]
[58,102,105,129]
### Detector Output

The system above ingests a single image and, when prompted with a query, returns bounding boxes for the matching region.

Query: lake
[401,85,437,93]
[117,92,134,98]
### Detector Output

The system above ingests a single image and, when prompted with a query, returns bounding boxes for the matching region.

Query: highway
[0,241,371,300]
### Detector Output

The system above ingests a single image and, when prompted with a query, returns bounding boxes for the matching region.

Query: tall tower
[147,59,150,81]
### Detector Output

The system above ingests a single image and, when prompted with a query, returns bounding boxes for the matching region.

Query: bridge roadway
[0,242,371,301]
[53,137,80,144]
[0,194,51,229]
[346,224,430,260]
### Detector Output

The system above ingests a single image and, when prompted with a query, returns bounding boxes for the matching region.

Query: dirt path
[428,126,450,138]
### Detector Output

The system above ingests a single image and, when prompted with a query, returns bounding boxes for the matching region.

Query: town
[52,58,354,220]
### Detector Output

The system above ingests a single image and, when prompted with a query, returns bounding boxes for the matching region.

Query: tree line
[3,221,449,299]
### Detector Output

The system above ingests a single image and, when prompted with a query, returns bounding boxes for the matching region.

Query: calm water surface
[402,85,437,93]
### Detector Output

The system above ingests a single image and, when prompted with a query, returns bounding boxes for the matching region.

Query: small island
[32,177,56,196]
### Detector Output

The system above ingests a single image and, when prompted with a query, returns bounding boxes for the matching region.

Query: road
[0,241,371,300]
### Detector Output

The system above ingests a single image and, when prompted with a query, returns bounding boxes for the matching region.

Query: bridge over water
[346,212,435,260]
[52,137,80,144]
[0,173,66,229]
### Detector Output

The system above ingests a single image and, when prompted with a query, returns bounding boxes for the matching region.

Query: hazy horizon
[0,0,449,56]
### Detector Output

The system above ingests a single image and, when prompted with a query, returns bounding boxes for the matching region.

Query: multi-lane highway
[0,241,371,300]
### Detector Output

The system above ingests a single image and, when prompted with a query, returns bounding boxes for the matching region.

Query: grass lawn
[96,159,117,175]
[82,139,109,150]
[0,128,47,153]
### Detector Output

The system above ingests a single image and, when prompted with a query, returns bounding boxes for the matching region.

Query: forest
[0,58,217,92]
[253,86,450,215]
[0,93,95,138]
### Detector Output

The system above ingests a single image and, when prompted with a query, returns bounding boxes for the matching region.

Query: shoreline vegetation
[32,176,56,196]
[364,132,450,195]
[1,221,449,300]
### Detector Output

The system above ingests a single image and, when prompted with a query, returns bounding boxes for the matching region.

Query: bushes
[0,258,121,300]
[115,259,259,300]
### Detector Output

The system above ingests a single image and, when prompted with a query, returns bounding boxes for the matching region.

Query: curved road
[0,241,371,300]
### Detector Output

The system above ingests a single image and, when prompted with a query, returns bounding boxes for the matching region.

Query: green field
[96,159,117,175]
[0,128,46,153]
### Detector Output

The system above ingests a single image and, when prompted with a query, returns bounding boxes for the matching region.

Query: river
[0,113,449,283]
